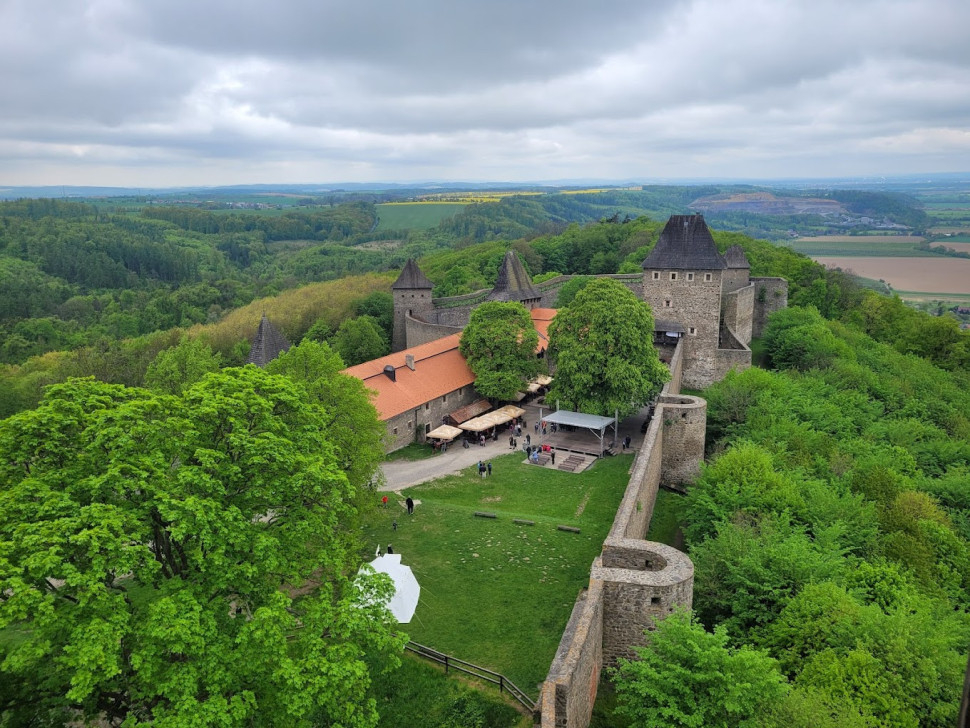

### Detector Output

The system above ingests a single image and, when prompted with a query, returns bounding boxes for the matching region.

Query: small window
[687,272,694,281]
[670,272,677,281]
[425,403,429,410]
[408,421,412,430]
[393,427,398,435]
[652,271,660,280]
[688,327,696,335]
[442,395,447,403]
[651,596,661,605]
[664,300,672,308]
[425,423,431,434]
[704,273,712,282]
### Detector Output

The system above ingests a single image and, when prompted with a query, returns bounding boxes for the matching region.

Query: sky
[2,0,970,188]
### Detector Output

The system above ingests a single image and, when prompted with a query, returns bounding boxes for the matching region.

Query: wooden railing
[404,640,538,715]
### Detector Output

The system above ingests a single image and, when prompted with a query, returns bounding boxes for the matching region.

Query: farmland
[375,202,466,231]
[787,236,933,257]
[813,256,970,296]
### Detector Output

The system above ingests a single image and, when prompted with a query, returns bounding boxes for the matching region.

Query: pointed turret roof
[723,244,750,269]
[246,313,291,367]
[391,259,434,290]
[642,214,727,270]
[486,251,541,303]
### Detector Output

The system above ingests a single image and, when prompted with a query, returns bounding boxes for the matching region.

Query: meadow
[361,452,634,696]
[375,202,466,231]
[786,236,931,257]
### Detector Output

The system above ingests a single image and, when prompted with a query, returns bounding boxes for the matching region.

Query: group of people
[478,460,492,478]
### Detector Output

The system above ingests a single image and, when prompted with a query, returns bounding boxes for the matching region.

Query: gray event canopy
[538,408,618,453]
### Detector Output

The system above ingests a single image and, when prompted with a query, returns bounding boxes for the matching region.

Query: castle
[392,214,787,389]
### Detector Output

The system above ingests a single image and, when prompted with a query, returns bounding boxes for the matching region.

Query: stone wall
[536,345,696,727]
[721,284,754,346]
[540,580,604,728]
[713,345,752,383]
[403,314,463,349]
[392,287,434,352]
[750,277,788,338]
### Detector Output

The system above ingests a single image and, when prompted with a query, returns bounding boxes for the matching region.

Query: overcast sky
[2,0,969,188]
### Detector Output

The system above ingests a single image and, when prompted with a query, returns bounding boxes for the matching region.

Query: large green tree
[0,370,402,727]
[547,278,669,417]
[458,301,542,401]
[613,609,787,728]
[333,315,388,366]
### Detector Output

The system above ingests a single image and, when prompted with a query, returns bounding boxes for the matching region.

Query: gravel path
[377,436,519,492]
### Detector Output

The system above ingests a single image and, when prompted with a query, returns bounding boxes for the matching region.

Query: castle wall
[721,284,754,346]
[714,345,752,383]
[539,580,604,728]
[537,362,696,727]
[392,287,434,352]
[751,277,789,338]
[721,267,750,294]
[403,314,464,349]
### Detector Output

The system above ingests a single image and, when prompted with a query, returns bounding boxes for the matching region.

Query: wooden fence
[404,640,537,715]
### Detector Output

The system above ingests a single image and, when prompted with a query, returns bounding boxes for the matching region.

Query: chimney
[405,354,415,371]
[383,364,396,381]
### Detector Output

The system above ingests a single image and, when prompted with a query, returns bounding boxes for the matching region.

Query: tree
[332,315,388,366]
[547,278,669,418]
[266,339,385,492]
[458,301,542,401]
[353,291,394,345]
[143,335,222,395]
[612,609,788,728]
[0,371,403,727]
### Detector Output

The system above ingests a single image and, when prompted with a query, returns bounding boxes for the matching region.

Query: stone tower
[486,250,542,308]
[641,215,727,389]
[391,259,435,352]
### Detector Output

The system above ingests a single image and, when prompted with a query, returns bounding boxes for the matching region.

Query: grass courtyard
[361,451,634,697]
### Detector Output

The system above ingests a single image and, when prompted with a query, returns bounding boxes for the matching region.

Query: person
[551,449,556,465]
[387,544,393,554]
[480,434,485,447]
[526,433,531,446]
[625,435,632,449]
[531,449,540,464]
[487,462,492,477]
[509,435,515,449]
[381,494,388,508]
[463,438,469,449]
[479,461,486,478]
[406,496,414,515]
[535,422,539,433]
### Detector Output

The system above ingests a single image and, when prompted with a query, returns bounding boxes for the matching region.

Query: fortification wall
[751,277,788,338]
[540,580,604,728]
[721,284,754,346]
[714,344,752,383]
[537,352,697,727]
[403,315,463,349]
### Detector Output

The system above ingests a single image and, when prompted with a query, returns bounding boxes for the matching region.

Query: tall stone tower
[641,215,727,388]
[391,259,435,352]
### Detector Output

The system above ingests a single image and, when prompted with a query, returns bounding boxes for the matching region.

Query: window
[407,421,412,430]
[664,300,672,308]
[688,327,696,335]
[704,273,712,282]
[441,395,447,403]
[652,271,660,280]
[670,272,677,281]
[425,403,429,410]
[425,423,431,434]
[393,427,398,435]
[651,596,661,605]
[687,272,694,281]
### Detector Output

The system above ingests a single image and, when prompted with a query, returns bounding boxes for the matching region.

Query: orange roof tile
[342,334,475,420]
[531,308,557,347]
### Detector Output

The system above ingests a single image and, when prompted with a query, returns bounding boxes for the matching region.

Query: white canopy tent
[425,424,463,441]
[538,408,618,454]
[360,553,421,624]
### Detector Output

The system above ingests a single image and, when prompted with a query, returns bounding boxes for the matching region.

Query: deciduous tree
[547,278,668,418]
[458,301,542,401]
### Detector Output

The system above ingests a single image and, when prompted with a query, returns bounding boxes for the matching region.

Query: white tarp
[540,410,616,432]
[362,553,420,623]
[426,424,463,441]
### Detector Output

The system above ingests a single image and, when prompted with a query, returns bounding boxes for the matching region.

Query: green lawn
[362,452,633,696]
[375,203,466,231]
[784,240,936,257]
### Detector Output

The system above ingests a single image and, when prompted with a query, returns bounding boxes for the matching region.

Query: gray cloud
[1,0,969,186]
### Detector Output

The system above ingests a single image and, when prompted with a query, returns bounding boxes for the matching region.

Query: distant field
[813,256,970,295]
[931,240,970,252]
[787,237,932,257]
[375,202,466,231]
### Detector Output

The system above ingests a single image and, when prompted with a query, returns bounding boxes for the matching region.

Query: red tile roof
[342,334,475,420]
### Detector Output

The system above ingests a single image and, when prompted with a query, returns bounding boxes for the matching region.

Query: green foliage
[333,315,389,366]
[0,371,402,726]
[144,336,222,394]
[547,279,669,418]
[612,609,788,728]
[553,275,593,307]
[458,302,542,401]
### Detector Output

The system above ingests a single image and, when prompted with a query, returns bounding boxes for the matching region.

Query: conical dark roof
[391,259,434,290]
[486,251,540,303]
[642,214,726,270]
[246,314,291,367]
[723,244,750,269]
